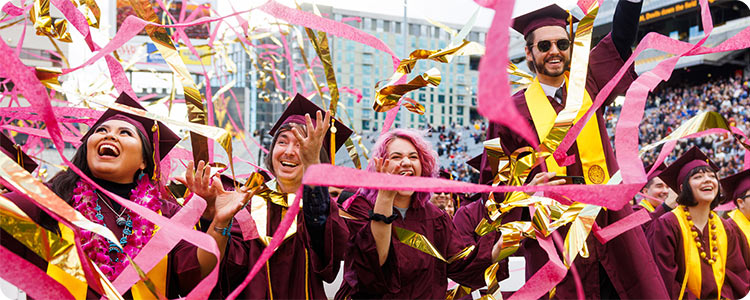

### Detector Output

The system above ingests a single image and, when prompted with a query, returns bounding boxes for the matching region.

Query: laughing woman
[0,93,204,299]
[648,147,750,299]
[335,129,503,299]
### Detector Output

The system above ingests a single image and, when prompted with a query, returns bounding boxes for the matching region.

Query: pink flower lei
[71,176,162,281]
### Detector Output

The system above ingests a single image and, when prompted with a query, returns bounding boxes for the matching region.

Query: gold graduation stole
[639,200,656,213]
[249,180,300,247]
[728,209,750,250]
[525,76,609,184]
[673,208,727,299]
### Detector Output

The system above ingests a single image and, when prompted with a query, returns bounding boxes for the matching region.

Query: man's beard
[533,53,569,77]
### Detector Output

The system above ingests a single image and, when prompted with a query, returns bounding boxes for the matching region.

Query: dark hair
[733,189,750,207]
[525,32,537,74]
[675,166,722,209]
[41,126,154,232]
[264,123,329,176]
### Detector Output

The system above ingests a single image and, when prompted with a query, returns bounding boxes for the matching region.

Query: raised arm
[612,0,644,60]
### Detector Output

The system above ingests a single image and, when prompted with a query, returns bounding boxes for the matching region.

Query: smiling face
[738,190,750,219]
[86,120,146,184]
[643,177,670,204]
[271,128,303,189]
[525,26,571,80]
[383,138,422,198]
[687,170,719,204]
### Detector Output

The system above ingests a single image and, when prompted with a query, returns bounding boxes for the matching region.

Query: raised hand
[176,160,220,219]
[527,172,566,187]
[373,157,397,201]
[291,110,331,169]
[212,184,254,227]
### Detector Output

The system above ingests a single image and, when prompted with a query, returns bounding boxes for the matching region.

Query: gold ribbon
[673,208,727,299]
[249,180,300,246]
[639,200,656,213]
[392,226,474,263]
[126,0,210,165]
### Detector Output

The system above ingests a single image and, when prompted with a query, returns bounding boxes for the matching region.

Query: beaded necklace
[71,176,161,280]
[682,206,719,264]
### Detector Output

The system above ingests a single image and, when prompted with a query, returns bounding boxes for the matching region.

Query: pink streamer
[592,208,651,244]
[233,209,259,241]
[0,246,74,299]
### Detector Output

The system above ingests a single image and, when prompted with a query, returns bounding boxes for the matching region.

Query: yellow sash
[728,209,750,250]
[673,208,727,299]
[525,76,609,184]
[639,200,656,213]
[250,180,300,246]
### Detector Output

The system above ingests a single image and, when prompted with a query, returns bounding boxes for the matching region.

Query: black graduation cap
[269,94,353,154]
[0,131,38,174]
[511,4,578,38]
[466,154,482,172]
[439,169,453,180]
[720,169,750,203]
[659,147,719,193]
[82,92,180,161]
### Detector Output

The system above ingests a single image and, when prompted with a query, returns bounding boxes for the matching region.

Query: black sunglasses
[528,39,571,52]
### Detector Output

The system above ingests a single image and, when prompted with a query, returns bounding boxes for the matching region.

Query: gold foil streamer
[126,0,210,164]
[401,97,425,115]
[29,0,71,42]
[640,111,750,155]
[392,226,474,263]
[446,284,473,300]
[508,61,534,88]
[374,67,442,112]
[250,180,299,246]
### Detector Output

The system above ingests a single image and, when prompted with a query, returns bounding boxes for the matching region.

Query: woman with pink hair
[335,129,503,299]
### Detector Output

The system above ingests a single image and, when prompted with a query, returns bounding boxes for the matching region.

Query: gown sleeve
[648,213,682,298]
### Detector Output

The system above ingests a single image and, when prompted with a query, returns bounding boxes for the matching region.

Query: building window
[458,117,464,125]
[470,55,481,71]
[457,64,465,73]
[409,24,420,35]
[430,115,433,123]
[438,95,445,103]
[363,65,373,74]
[430,94,434,102]
[418,93,426,101]
[364,18,372,31]
[395,21,402,33]
[457,106,464,115]
[429,105,433,113]
[384,20,391,32]
[449,106,452,114]
[363,120,370,130]
[441,106,445,114]
[457,95,465,104]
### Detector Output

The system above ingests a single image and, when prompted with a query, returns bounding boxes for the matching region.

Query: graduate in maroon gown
[634,162,678,232]
[648,147,750,299]
[0,92,204,299]
[475,1,668,298]
[720,169,750,262]
[184,94,350,299]
[335,129,503,299]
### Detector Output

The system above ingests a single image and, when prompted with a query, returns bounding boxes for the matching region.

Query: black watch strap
[368,210,399,224]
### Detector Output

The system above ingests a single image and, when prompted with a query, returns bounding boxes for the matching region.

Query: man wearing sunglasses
[468,0,672,299]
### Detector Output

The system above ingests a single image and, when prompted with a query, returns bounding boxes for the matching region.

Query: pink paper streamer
[475,0,538,145]
[304,164,640,210]
[1,2,24,16]
[507,233,566,300]
[0,246,74,299]
[592,208,650,244]
[233,209,260,241]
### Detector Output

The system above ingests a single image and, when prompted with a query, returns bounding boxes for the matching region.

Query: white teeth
[280,161,298,167]
[98,144,119,156]
[399,171,413,176]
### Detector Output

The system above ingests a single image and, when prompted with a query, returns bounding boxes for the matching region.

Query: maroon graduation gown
[219,194,348,299]
[648,212,750,299]
[0,190,204,299]
[633,202,670,233]
[335,195,499,299]
[453,199,509,282]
